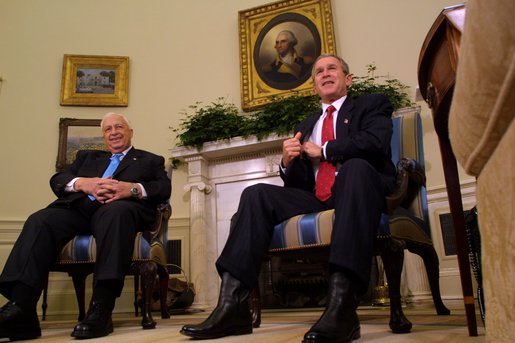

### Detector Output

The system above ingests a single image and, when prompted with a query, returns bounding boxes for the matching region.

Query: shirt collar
[111,146,133,158]
[321,95,347,114]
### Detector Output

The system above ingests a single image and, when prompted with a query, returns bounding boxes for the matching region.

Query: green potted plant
[172,63,414,150]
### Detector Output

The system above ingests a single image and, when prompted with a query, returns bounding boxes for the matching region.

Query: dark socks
[10,282,39,314]
[91,280,122,310]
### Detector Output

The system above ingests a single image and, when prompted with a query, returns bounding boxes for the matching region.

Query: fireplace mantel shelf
[171,133,288,160]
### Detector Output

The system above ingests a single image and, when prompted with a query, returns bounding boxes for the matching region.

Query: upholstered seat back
[391,107,428,228]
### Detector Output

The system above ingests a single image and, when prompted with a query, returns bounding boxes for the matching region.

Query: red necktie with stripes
[315,105,336,201]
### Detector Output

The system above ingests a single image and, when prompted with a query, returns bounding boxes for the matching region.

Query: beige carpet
[13,301,485,343]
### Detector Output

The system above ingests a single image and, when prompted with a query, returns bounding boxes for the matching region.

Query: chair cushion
[269,210,390,251]
[57,232,166,264]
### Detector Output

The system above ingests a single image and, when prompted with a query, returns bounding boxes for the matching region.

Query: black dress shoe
[0,301,41,341]
[71,300,113,339]
[303,272,361,343]
[180,272,252,339]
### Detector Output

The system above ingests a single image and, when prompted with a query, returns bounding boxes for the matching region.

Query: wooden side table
[417,4,478,336]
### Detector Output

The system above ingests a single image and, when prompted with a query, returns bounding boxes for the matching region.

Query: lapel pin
[344,118,349,124]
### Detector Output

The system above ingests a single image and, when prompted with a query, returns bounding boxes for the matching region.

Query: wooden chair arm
[143,202,172,243]
[386,158,426,214]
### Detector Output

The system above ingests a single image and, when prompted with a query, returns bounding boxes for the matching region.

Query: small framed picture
[60,54,129,106]
[56,118,103,171]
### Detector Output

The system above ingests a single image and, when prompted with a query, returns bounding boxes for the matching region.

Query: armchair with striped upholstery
[41,197,172,329]
[250,107,450,333]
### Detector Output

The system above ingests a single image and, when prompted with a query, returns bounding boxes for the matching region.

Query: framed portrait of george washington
[239,0,336,111]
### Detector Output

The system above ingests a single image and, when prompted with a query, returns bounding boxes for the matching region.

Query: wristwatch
[130,184,140,198]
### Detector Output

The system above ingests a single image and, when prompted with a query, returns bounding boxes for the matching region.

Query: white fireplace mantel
[170,134,287,309]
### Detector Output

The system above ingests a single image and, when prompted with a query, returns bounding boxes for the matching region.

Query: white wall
[0,0,473,314]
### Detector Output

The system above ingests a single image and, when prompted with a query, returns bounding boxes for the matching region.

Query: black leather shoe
[0,301,41,340]
[71,300,113,339]
[303,272,361,343]
[180,272,252,339]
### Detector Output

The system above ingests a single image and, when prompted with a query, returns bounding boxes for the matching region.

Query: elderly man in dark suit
[181,54,396,343]
[0,113,171,340]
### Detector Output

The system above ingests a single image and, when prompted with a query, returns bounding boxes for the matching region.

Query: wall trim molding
[427,178,476,201]
[424,177,478,299]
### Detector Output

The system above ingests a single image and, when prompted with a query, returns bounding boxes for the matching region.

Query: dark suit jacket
[49,147,171,210]
[281,93,397,194]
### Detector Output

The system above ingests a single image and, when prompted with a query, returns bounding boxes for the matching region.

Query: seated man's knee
[240,183,275,201]
[336,159,380,186]
[339,158,375,176]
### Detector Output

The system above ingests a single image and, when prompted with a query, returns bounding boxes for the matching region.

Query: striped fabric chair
[41,202,172,330]
[251,108,450,333]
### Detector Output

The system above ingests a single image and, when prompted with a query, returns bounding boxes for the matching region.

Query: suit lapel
[96,151,112,177]
[300,110,323,143]
[336,97,354,138]
[113,147,138,177]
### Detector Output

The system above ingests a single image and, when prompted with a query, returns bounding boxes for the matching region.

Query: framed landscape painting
[60,55,129,106]
[56,118,103,171]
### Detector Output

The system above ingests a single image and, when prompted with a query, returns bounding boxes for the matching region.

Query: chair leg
[41,275,49,321]
[136,262,157,329]
[70,273,88,322]
[380,238,412,334]
[133,273,140,317]
[407,242,451,315]
[157,265,170,319]
[249,287,262,328]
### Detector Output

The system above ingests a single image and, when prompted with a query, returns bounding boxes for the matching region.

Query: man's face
[101,114,133,153]
[313,56,352,103]
[274,33,291,57]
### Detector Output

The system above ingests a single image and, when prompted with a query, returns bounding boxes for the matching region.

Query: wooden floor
[9,300,485,343]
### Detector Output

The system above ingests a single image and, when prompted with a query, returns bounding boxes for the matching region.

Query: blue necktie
[88,153,124,201]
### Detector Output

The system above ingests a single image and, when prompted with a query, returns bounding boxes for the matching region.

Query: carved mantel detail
[170,134,286,309]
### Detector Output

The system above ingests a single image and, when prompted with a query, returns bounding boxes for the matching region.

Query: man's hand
[75,177,133,203]
[303,141,323,160]
[282,132,302,167]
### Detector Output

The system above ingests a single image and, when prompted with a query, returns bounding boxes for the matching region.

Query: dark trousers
[0,197,154,299]
[216,158,391,291]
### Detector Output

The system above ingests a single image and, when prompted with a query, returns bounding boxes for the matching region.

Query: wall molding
[425,178,478,299]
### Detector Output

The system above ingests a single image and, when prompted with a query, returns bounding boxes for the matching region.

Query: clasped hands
[282,132,323,167]
[75,177,133,203]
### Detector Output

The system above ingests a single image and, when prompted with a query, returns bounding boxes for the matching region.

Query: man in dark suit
[181,54,397,342]
[0,113,171,340]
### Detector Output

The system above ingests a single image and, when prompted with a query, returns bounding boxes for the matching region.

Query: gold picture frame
[60,54,129,106]
[239,0,336,111]
[56,118,103,172]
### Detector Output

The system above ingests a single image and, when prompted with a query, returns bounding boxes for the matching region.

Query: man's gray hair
[100,112,132,129]
[278,30,298,47]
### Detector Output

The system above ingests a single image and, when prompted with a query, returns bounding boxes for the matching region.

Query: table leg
[438,135,478,336]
